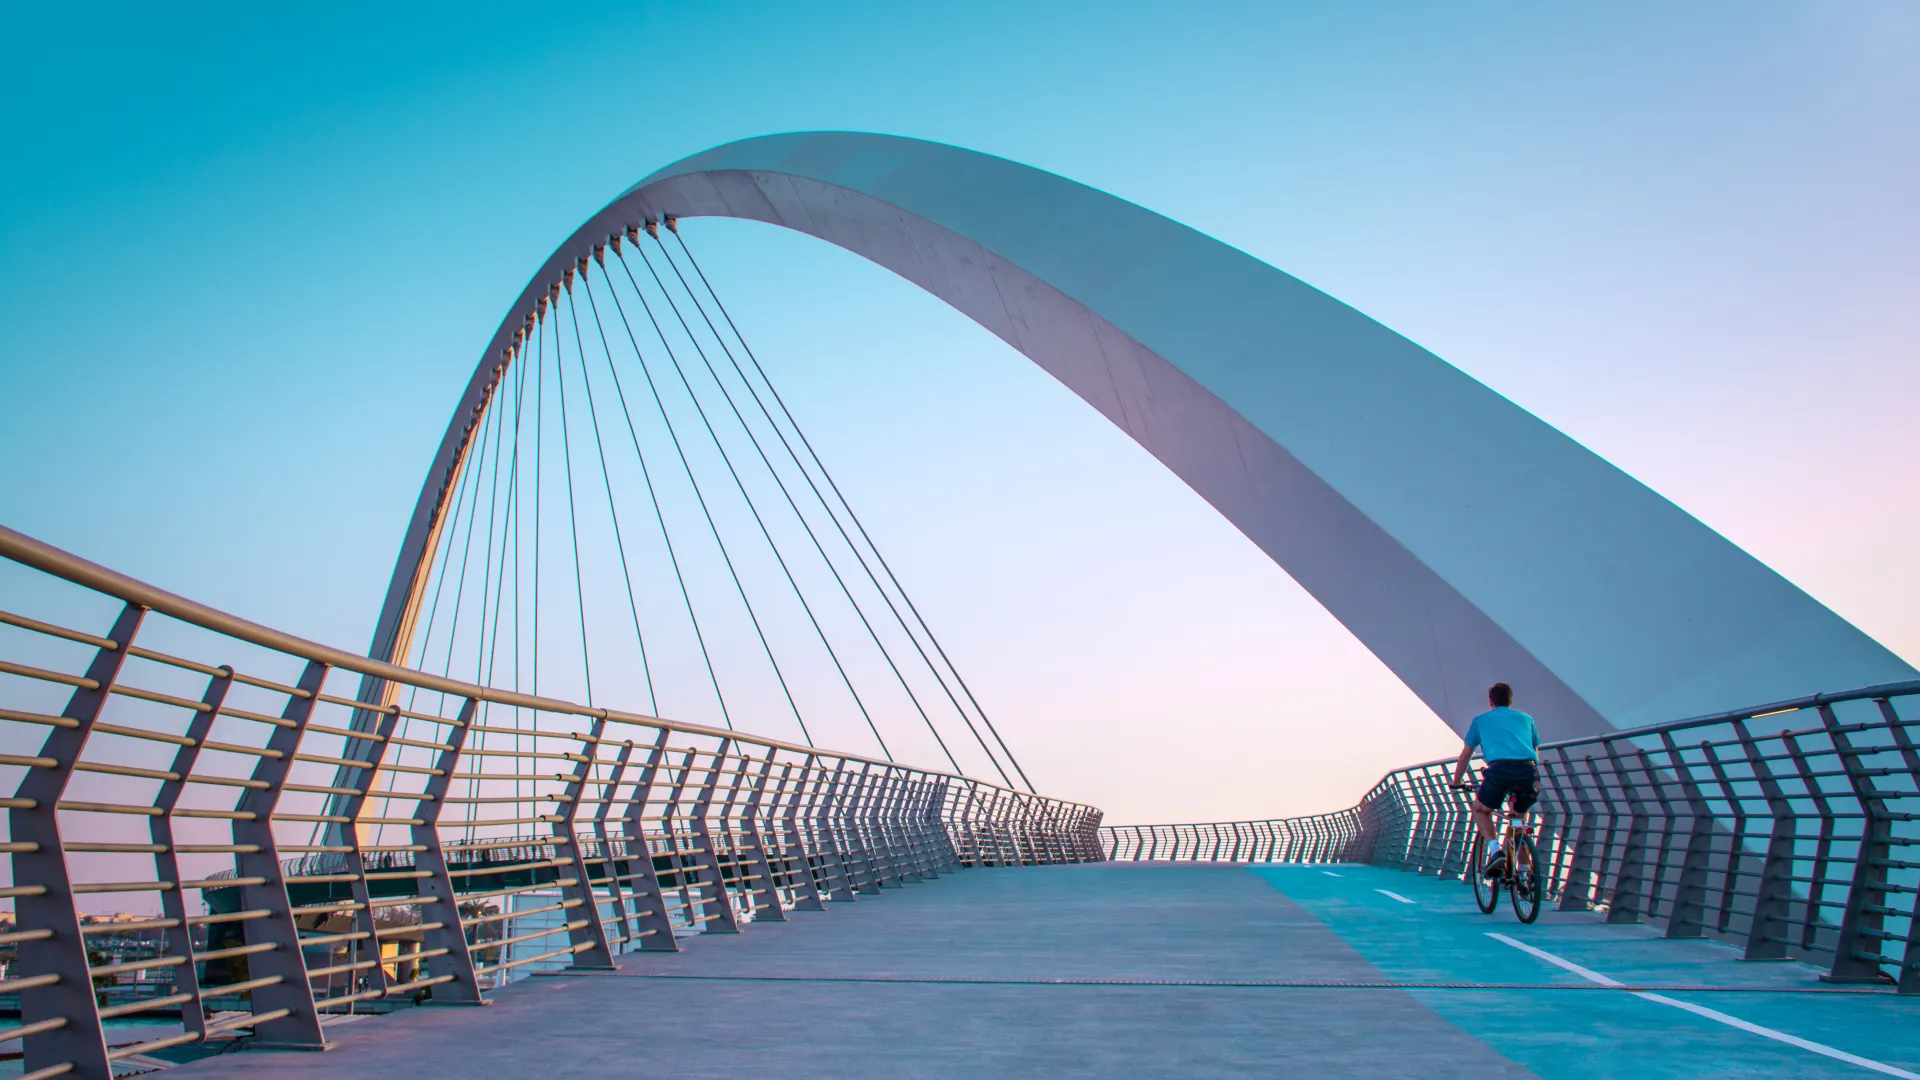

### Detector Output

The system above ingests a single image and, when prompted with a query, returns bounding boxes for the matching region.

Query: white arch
[368,132,1912,741]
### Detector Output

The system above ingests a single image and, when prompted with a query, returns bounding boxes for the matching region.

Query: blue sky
[4,2,1916,822]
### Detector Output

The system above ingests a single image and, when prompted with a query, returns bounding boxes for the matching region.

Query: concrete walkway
[170,863,1918,1078]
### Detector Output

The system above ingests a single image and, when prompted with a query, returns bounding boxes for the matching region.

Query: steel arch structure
[372,131,1912,741]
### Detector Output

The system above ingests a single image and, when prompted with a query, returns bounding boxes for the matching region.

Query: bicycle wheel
[1507,835,1540,923]
[1471,842,1498,913]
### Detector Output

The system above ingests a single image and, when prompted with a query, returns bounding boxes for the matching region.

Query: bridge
[0,132,1915,1078]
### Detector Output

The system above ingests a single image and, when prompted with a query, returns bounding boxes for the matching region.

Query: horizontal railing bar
[0,525,1089,810]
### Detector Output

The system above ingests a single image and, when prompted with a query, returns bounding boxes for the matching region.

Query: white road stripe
[1322,871,1343,878]
[1375,889,1414,904]
[1487,933,1622,986]
[1487,933,1918,1079]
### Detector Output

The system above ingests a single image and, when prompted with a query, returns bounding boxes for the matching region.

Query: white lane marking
[1375,889,1414,904]
[1488,933,1621,986]
[1487,933,1919,1079]
[1322,871,1343,878]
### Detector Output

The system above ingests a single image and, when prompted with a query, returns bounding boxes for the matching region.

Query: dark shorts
[1476,759,1539,815]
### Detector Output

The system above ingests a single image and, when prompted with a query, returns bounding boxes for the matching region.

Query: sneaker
[1482,854,1508,879]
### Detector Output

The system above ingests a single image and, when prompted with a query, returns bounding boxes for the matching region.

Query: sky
[3,1,1916,825]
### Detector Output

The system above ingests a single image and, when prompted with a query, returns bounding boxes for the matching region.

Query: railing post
[651,748,694,926]
[988,789,1014,865]
[1696,740,1750,939]
[924,777,960,873]
[991,790,1015,865]
[739,753,788,921]
[617,728,682,951]
[851,767,886,886]
[949,781,980,867]
[1734,718,1798,961]
[1033,798,1059,864]
[688,741,741,933]
[320,687,442,1010]
[1007,792,1029,865]
[1659,733,1716,939]
[804,759,847,901]
[993,792,1012,865]
[1602,741,1649,923]
[588,737,642,951]
[1861,697,1920,995]
[817,762,859,899]
[846,765,883,891]
[235,659,332,1049]
[550,717,618,968]
[875,769,914,882]
[976,787,1003,866]
[12,602,142,1080]
[1387,775,1420,867]
[711,747,757,910]
[818,761,858,895]
[1817,702,1902,986]
[149,664,235,1042]
[1402,770,1439,874]
[1530,757,1567,898]
[1555,747,1603,912]
[907,776,942,876]
[1004,790,1026,865]
[781,758,829,911]
[1780,726,1846,959]
[399,698,489,997]
[324,695,398,1012]
[1410,773,1441,872]
[1635,746,1682,925]
[1017,794,1042,865]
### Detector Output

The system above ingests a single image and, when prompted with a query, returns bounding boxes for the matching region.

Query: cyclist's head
[1488,682,1513,708]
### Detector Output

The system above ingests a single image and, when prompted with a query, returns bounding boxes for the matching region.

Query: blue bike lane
[1252,864,1920,1079]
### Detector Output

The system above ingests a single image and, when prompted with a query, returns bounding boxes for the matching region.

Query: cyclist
[1448,682,1540,879]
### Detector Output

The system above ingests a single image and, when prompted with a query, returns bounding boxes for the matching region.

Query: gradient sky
[3,1,1916,824]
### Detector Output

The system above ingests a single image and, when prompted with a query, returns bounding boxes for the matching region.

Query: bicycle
[1453,777,1541,924]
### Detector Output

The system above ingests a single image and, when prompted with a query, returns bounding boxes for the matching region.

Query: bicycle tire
[1507,835,1540,923]
[1471,843,1498,914]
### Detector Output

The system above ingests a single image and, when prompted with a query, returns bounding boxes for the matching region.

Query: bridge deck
[172,863,1919,1079]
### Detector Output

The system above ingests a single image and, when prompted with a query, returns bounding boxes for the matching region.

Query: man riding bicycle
[1448,682,1540,878]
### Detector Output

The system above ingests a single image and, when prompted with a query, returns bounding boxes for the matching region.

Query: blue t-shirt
[1464,707,1539,762]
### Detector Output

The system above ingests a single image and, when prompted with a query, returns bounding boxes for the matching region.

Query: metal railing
[0,526,1103,1079]
[1101,682,1920,995]
[1099,811,1362,863]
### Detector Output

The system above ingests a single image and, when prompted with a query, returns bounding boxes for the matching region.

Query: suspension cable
[477,334,534,838]
[667,223,1036,791]
[572,272,737,730]
[642,230,990,783]
[572,261,666,713]
[600,249,822,749]
[375,365,501,848]
[579,270,737,732]
[530,300,550,814]
[628,237,950,772]
[559,281,598,706]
